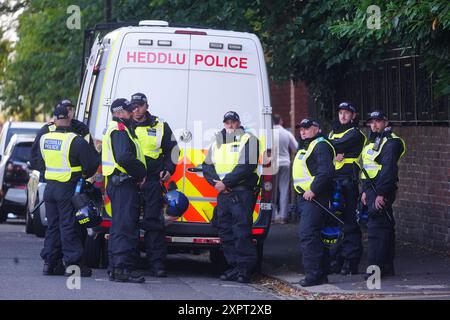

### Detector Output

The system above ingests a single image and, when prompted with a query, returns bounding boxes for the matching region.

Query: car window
[11,142,33,163]
[6,128,39,148]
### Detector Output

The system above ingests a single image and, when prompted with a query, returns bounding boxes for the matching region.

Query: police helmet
[72,181,103,228]
[321,226,341,247]
[75,202,103,228]
[164,189,189,217]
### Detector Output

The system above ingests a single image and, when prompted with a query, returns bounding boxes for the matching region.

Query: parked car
[0,121,43,159]
[0,134,36,223]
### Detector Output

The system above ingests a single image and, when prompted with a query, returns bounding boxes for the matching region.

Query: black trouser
[107,178,140,270]
[366,189,396,273]
[140,179,166,270]
[41,180,83,266]
[216,189,257,274]
[331,178,363,264]
[297,195,330,280]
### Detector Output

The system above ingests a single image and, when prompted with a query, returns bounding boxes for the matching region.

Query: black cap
[130,92,148,106]
[223,111,240,122]
[110,98,136,113]
[367,110,388,122]
[338,102,356,113]
[55,99,74,109]
[53,105,69,119]
[295,118,320,129]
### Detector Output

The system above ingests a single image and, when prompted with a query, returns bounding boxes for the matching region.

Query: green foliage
[2,0,449,119]
[2,0,103,119]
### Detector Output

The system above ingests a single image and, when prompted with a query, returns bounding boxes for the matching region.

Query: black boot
[112,269,145,283]
[220,268,239,281]
[299,275,328,287]
[43,260,65,276]
[340,259,359,275]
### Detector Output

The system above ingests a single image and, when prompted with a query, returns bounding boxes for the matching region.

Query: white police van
[76,20,274,270]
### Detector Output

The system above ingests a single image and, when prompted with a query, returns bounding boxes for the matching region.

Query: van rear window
[6,128,39,148]
[11,142,33,163]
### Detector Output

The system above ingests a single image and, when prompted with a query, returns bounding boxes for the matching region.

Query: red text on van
[127,51,186,65]
[194,54,248,69]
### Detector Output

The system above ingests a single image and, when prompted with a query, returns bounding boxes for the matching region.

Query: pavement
[262,222,450,299]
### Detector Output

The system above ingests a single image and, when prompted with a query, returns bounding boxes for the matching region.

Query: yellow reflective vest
[39,131,81,182]
[134,118,165,159]
[102,120,146,176]
[328,127,367,171]
[361,133,406,180]
[211,132,258,180]
[292,137,335,192]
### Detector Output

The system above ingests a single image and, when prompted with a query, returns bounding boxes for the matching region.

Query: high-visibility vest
[361,133,406,180]
[211,132,258,180]
[328,127,367,171]
[102,120,146,176]
[292,137,335,193]
[49,122,91,143]
[39,131,81,182]
[134,118,165,159]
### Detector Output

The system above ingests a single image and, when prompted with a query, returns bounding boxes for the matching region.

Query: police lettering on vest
[39,132,81,182]
[134,118,165,160]
[292,137,335,192]
[360,133,406,180]
[102,120,146,176]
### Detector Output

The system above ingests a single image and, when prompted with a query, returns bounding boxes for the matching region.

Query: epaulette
[117,122,126,131]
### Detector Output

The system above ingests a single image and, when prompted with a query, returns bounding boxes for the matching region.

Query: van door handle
[187,165,203,173]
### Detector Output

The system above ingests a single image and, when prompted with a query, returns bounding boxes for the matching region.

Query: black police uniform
[296,134,335,285]
[328,121,366,274]
[33,126,99,275]
[363,128,404,277]
[106,117,147,275]
[133,111,179,275]
[203,126,259,283]
[31,119,93,176]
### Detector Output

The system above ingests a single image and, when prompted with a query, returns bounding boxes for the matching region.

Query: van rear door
[110,32,191,135]
[179,35,266,224]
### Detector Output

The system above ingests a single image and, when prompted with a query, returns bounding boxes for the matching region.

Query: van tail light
[252,228,266,236]
[5,162,28,183]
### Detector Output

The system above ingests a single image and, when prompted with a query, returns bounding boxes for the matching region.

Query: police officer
[203,111,260,283]
[328,102,366,275]
[361,111,405,279]
[130,92,179,277]
[34,104,99,276]
[102,98,147,283]
[31,99,93,173]
[292,118,335,287]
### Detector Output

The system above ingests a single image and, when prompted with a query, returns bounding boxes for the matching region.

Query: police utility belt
[110,172,136,186]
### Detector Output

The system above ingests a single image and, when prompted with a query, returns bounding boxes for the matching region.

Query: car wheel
[33,193,46,238]
[84,233,107,269]
[25,203,34,234]
[0,196,6,223]
[255,241,264,274]
[209,248,229,272]
[0,208,6,223]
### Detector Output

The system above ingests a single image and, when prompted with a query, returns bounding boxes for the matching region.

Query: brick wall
[270,80,309,132]
[393,126,450,251]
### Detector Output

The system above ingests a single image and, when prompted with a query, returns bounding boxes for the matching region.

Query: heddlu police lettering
[44,139,63,151]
